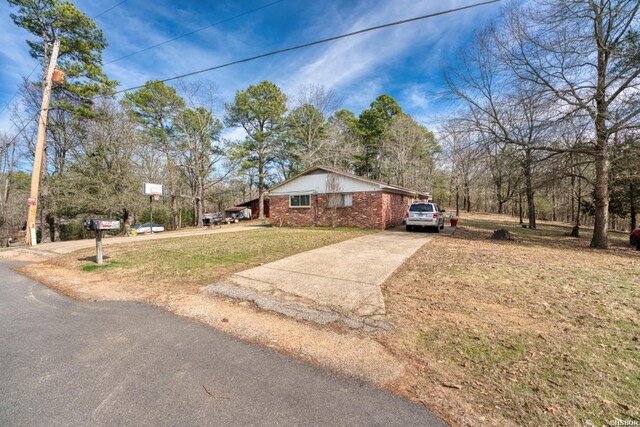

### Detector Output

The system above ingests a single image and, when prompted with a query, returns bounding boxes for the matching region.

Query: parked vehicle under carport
[203,213,224,226]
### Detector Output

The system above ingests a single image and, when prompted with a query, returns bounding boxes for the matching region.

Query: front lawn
[49,227,373,298]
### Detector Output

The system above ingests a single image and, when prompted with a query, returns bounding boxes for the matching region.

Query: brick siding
[269,191,412,229]
[384,192,411,228]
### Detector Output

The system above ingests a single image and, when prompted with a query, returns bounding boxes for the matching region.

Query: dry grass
[379,213,640,426]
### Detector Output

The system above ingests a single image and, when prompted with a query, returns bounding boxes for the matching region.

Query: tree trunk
[257,151,265,220]
[576,179,582,227]
[166,159,179,230]
[54,216,61,242]
[571,174,576,224]
[2,173,10,207]
[590,139,609,248]
[171,194,179,230]
[519,190,523,224]
[195,176,205,227]
[455,186,460,217]
[495,179,503,214]
[123,209,131,234]
[464,180,471,212]
[526,186,536,229]
[630,182,636,231]
[523,153,535,229]
[590,27,610,249]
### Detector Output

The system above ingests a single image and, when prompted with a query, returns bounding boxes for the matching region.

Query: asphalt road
[0,260,445,427]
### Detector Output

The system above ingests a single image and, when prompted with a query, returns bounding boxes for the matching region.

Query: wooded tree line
[443,0,640,248]
[0,0,440,243]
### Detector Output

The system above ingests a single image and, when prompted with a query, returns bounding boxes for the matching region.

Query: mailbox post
[84,219,121,265]
[96,229,103,264]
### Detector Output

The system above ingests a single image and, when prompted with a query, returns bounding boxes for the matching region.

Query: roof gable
[266,166,430,198]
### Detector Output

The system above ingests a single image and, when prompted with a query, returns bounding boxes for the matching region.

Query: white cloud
[222,126,247,142]
[0,0,502,133]
[275,0,498,113]
[406,87,430,110]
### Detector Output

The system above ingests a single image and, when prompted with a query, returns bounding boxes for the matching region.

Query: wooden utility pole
[26,39,60,246]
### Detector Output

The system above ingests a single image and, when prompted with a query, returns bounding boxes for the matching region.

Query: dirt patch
[16,263,139,301]
[0,248,57,263]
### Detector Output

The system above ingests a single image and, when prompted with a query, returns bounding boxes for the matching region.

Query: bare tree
[482,138,521,214]
[288,85,340,170]
[446,26,558,228]
[381,114,438,189]
[323,110,360,171]
[500,0,640,247]
[176,83,230,227]
[0,132,24,243]
[440,122,484,215]
[325,172,343,227]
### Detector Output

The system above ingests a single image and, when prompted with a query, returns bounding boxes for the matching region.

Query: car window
[409,204,434,212]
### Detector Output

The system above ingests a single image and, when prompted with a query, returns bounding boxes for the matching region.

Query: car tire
[406,225,413,232]
[434,226,440,233]
[631,235,638,246]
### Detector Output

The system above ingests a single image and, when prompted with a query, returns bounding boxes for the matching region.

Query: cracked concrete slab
[207,228,434,329]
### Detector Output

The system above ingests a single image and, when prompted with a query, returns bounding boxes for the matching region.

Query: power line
[110,0,501,96]
[92,0,127,19]
[3,112,39,146]
[105,0,285,65]
[0,0,127,118]
[0,64,38,116]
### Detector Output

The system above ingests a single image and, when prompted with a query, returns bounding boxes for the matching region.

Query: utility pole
[26,39,60,246]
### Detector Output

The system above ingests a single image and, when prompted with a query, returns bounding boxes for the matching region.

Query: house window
[290,194,311,207]
[327,193,353,208]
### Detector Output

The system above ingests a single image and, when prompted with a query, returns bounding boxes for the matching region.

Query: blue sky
[0,0,501,137]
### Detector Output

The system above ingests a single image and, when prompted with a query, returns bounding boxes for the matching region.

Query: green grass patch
[420,328,529,371]
[81,260,129,272]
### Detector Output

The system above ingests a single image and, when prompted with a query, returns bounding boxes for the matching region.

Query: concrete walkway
[0,223,262,258]
[208,228,438,330]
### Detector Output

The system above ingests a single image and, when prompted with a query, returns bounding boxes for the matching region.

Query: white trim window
[290,194,311,207]
[327,193,352,208]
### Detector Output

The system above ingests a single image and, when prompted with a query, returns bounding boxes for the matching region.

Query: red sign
[27,197,37,206]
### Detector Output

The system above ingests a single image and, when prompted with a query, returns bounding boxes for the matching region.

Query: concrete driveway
[0,259,444,427]
[208,228,441,330]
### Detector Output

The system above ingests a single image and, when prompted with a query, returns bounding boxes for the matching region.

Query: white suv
[405,202,444,232]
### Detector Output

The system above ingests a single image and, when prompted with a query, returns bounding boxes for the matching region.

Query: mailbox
[84,218,121,231]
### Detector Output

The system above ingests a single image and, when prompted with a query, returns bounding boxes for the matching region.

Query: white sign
[143,183,163,196]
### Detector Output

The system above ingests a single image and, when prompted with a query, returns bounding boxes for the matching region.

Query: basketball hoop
[153,194,161,201]
[143,183,163,197]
